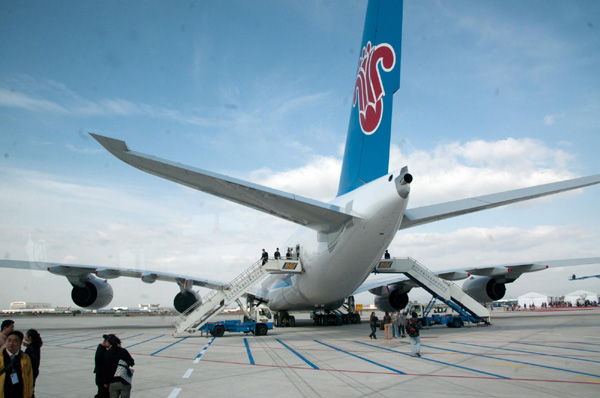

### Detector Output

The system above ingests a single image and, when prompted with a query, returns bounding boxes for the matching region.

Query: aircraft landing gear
[274,311,295,327]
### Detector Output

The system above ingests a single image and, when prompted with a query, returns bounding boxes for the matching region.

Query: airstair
[376,257,490,322]
[173,259,302,336]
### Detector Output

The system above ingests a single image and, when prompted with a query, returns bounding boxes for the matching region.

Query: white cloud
[390,137,577,206]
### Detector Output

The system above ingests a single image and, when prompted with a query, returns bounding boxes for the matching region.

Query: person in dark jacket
[368,312,378,339]
[103,335,134,398]
[23,329,42,397]
[94,335,110,398]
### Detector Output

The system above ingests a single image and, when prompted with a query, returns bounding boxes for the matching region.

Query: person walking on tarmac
[397,311,407,337]
[368,312,379,339]
[407,312,422,357]
[383,312,392,339]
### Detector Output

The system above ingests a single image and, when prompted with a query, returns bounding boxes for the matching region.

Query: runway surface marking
[575,377,600,383]
[244,338,255,365]
[182,368,194,379]
[512,341,600,354]
[315,340,405,374]
[167,387,181,398]
[275,338,319,369]
[422,343,600,378]
[124,334,165,349]
[356,341,510,379]
[193,356,600,385]
[150,336,189,356]
[492,361,527,369]
[193,337,215,363]
[452,342,600,364]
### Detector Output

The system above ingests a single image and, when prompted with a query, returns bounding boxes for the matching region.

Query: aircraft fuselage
[261,169,410,311]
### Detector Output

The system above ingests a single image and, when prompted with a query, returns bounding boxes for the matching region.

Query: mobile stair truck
[172,258,302,337]
[375,257,491,328]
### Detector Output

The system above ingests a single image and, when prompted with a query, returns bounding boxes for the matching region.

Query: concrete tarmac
[6,307,600,397]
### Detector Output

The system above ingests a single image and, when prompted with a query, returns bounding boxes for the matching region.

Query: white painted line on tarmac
[168,387,181,398]
[183,368,194,379]
[193,337,215,363]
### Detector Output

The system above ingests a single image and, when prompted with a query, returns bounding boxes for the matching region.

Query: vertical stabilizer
[337,0,403,196]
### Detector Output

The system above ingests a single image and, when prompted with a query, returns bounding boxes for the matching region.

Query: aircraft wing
[90,134,357,231]
[401,174,600,229]
[0,259,227,290]
[353,256,600,296]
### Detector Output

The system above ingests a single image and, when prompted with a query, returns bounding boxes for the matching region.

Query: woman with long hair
[24,328,43,397]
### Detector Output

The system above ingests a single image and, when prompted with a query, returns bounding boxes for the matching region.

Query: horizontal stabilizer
[401,174,600,229]
[91,134,358,231]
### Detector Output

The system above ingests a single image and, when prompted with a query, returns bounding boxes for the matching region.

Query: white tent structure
[518,292,551,308]
[564,290,598,306]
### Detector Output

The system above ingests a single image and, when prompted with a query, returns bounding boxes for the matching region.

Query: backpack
[407,319,419,337]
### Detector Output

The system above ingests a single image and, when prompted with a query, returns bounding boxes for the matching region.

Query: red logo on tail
[353,41,396,135]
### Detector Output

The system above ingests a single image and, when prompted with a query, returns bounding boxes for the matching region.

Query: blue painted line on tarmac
[572,341,600,347]
[276,339,319,369]
[512,341,600,354]
[193,337,215,363]
[422,343,600,379]
[123,334,165,349]
[58,336,105,347]
[355,341,510,379]
[80,333,144,349]
[453,342,600,364]
[244,338,255,365]
[44,332,96,344]
[151,336,189,356]
[315,340,404,374]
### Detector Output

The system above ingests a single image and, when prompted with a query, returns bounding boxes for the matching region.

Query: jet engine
[374,289,409,313]
[462,276,506,302]
[173,289,201,313]
[71,277,114,309]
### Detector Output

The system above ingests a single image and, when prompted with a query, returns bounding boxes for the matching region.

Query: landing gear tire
[212,325,225,337]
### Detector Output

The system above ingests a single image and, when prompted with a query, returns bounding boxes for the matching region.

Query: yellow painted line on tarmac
[492,361,527,369]
[576,377,600,383]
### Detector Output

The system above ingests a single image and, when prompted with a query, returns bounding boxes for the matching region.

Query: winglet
[90,133,130,155]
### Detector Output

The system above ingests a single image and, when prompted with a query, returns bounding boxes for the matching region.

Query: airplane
[2,0,600,325]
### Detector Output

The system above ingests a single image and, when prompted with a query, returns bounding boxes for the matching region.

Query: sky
[1,0,599,311]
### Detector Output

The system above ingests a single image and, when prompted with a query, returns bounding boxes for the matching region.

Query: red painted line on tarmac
[193,357,600,385]
[45,342,600,385]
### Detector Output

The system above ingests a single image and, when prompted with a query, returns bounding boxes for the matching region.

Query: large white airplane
[2,0,600,322]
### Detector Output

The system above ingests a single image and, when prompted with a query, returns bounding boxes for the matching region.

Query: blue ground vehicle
[200,319,273,337]
[405,301,488,329]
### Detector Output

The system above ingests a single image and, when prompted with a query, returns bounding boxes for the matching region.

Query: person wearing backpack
[407,312,421,357]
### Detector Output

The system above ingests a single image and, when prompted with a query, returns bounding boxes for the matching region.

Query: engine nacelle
[173,289,201,313]
[374,290,409,313]
[462,276,506,302]
[71,277,114,309]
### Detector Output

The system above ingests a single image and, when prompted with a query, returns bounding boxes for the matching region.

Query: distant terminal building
[139,303,162,311]
[3,301,54,313]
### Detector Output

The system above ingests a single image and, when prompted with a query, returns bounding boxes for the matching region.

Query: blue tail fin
[337,0,403,196]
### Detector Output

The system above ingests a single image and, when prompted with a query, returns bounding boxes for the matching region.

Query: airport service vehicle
[200,319,273,337]
[199,306,273,337]
[404,301,486,329]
